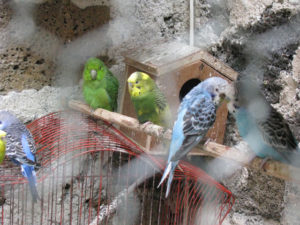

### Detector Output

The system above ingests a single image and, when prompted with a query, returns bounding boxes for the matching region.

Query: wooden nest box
[121,41,238,152]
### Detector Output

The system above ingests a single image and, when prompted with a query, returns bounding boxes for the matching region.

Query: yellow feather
[0,130,6,164]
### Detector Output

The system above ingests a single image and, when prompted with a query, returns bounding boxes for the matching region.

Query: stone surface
[222,168,285,221]
[227,0,273,27]
[0,86,81,123]
[281,182,300,225]
[223,212,280,225]
[292,47,300,82]
[271,49,300,139]
[0,0,12,29]
[0,46,55,93]
[34,1,110,42]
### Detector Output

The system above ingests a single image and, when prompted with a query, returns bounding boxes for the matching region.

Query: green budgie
[127,72,171,128]
[0,130,6,164]
[82,57,119,111]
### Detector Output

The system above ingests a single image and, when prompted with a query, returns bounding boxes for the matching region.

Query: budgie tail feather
[157,161,178,198]
[22,165,39,203]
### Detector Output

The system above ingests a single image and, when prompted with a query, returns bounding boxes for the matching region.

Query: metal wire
[0,111,234,225]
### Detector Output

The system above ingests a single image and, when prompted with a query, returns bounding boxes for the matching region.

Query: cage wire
[0,111,234,225]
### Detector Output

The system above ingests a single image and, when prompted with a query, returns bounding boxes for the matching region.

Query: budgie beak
[0,130,6,138]
[90,69,97,80]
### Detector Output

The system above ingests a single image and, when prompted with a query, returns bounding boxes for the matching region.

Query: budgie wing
[153,86,168,112]
[21,134,36,162]
[24,128,37,154]
[153,86,171,126]
[171,92,216,161]
[5,133,36,166]
[257,107,298,152]
[105,72,119,111]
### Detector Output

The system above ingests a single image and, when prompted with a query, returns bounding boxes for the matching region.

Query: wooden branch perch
[69,100,300,182]
[68,100,171,140]
[89,178,144,225]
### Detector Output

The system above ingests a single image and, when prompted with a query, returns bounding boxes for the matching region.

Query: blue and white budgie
[227,76,300,166]
[0,111,39,202]
[158,77,233,197]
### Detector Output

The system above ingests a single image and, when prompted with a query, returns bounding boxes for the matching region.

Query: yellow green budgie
[0,130,6,164]
[127,72,171,128]
[82,57,119,111]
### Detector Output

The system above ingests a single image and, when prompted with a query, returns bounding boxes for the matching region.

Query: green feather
[128,72,171,127]
[82,57,119,111]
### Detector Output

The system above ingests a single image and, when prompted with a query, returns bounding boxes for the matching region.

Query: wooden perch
[203,142,300,182]
[89,178,143,225]
[69,100,300,182]
[68,100,171,140]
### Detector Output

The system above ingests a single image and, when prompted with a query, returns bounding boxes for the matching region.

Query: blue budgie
[158,77,234,197]
[0,111,39,203]
[227,76,300,166]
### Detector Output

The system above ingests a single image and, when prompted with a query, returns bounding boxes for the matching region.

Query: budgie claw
[90,108,95,114]
[204,138,212,146]
[141,121,154,127]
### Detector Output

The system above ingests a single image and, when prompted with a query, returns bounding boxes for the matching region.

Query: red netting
[0,111,234,225]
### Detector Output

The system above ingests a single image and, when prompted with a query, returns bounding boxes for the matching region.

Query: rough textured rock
[224,212,280,225]
[271,46,300,139]
[281,182,300,225]
[227,0,273,27]
[0,46,55,93]
[0,0,57,92]
[0,0,12,29]
[262,43,299,104]
[223,168,285,220]
[34,1,110,42]
[0,86,81,123]
[227,0,300,29]
[292,47,300,82]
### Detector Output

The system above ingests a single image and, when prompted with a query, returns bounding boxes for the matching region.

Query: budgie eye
[136,81,139,84]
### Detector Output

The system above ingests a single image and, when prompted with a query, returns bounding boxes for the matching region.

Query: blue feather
[21,134,35,162]
[231,76,300,166]
[21,164,39,203]
[235,107,300,165]
[0,111,40,203]
[158,77,229,197]
[168,109,186,162]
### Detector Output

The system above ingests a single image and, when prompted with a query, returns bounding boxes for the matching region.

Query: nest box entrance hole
[179,78,201,101]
